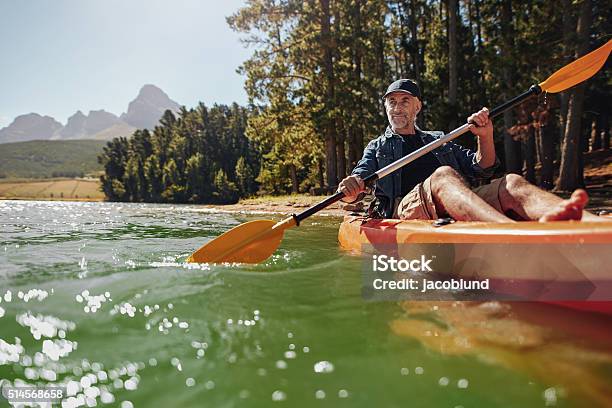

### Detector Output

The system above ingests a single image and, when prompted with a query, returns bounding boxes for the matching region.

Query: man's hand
[468,107,496,169]
[468,107,493,140]
[338,175,365,202]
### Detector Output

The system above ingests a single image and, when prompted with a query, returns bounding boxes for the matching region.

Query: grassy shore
[0,178,105,201]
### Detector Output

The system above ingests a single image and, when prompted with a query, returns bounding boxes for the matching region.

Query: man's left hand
[468,107,493,140]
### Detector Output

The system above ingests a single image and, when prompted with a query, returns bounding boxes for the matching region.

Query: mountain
[52,110,122,140]
[0,113,63,144]
[0,85,181,144]
[89,122,137,140]
[52,110,87,139]
[120,84,181,129]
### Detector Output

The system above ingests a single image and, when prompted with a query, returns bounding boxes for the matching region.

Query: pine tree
[235,156,256,196]
[213,169,239,204]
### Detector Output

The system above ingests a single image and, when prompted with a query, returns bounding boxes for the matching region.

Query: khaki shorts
[394,176,505,220]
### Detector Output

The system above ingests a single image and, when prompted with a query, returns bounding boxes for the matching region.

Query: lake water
[1,200,611,407]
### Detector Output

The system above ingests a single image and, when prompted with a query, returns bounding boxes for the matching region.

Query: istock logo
[372,254,434,273]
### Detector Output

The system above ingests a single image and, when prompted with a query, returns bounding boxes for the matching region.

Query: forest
[99,105,258,203]
[99,0,610,203]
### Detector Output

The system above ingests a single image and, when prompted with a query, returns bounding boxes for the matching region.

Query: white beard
[390,116,413,129]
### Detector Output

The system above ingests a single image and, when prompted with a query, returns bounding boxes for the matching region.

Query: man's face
[385,92,421,132]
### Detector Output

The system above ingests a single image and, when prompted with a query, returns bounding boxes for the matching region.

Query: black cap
[383,79,421,100]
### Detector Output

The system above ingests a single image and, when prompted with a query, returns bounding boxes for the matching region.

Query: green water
[1,200,611,407]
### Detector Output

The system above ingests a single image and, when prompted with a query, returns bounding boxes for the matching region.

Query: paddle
[187,39,612,264]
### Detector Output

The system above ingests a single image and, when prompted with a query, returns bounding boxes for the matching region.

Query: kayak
[338,215,612,316]
[339,215,612,245]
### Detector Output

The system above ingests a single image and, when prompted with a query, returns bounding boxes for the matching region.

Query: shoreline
[197,202,348,217]
[0,196,105,202]
[0,195,350,216]
[2,193,610,215]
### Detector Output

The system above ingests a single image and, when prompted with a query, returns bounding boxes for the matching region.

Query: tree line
[98,104,258,203]
[229,0,609,193]
[100,0,610,203]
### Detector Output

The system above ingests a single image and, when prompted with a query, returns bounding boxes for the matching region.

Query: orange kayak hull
[338,216,612,315]
[338,215,612,246]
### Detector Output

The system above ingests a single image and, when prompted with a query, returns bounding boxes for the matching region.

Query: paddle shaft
[489,85,541,118]
[293,84,543,225]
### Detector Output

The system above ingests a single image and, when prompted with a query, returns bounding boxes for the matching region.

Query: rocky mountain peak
[0,113,63,144]
[53,109,121,140]
[120,84,181,129]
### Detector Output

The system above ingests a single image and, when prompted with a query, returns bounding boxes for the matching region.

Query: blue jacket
[350,126,500,218]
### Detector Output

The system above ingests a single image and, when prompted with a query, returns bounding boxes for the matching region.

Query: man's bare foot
[539,189,588,222]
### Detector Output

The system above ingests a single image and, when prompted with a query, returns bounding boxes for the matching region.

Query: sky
[0,0,251,128]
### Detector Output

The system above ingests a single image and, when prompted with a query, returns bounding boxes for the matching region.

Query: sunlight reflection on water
[1,200,611,407]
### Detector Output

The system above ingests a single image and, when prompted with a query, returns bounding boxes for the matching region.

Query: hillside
[0,139,106,178]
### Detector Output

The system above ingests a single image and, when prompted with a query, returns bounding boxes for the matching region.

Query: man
[338,78,601,222]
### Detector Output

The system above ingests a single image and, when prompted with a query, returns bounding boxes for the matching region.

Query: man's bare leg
[429,166,514,222]
[497,174,602,222]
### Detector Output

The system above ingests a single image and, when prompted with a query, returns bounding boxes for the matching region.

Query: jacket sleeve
[343,139,379,203]
[351,139,379,179]
[446,141,500,181]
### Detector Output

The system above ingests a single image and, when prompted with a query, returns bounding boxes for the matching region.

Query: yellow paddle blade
[186,217,296,264]
[539,39,612,93]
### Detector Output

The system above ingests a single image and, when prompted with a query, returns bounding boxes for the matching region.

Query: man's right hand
[338,175,365,202]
